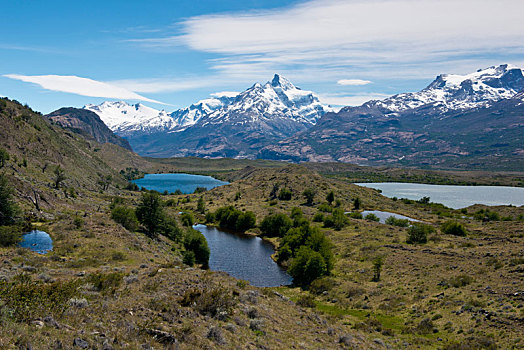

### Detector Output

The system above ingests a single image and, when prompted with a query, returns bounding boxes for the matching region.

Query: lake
[193,224,293,288]
[355,182,524,209]
[132,173,229,194]
[19,230,53,254]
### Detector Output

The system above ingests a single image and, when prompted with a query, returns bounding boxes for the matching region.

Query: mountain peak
[271,74,295,90]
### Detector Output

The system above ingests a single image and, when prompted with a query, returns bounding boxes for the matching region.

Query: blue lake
[132,173,229,194]
[361,210,421,224]
[19,230,53,254]
[355,182,524,209]
[194,224,293,288]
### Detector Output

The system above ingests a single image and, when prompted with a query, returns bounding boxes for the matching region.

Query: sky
[2,0,524,113]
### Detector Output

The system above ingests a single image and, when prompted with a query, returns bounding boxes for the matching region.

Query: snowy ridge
[367,64,524,113]
[202,74,332,126]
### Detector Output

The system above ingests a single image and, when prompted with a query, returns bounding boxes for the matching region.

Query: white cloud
[318,93,390,107]
[109,77,217,93]
[337,79,372,86]
[4,74,166,104]
[131,0,524,82]
[210,91,240,98]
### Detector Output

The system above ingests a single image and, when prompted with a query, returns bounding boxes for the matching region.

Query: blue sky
[2,0,524,113]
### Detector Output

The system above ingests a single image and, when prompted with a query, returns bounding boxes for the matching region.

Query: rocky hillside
[45,107,133,151]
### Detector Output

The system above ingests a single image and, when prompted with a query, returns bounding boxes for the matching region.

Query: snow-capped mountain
[201,74,332,127]
[169,95,236,130]
[84,101,176,137]
[364,64,524,113]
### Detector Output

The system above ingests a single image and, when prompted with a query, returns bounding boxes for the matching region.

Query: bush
[260,213,292,237]
[205,212,216,223]
[111,205,139,231]
[289,246,327,287]
[317,203,333,213]
[441,221,467,236]
[181,285,236,318]
[309,277,335,295]
[0,225,22,247]
[214,206,256,232]
[180,212,195,227]
[194,186,207,194]
[136,192,165,238]
[473,209,500,222]
[385,216,409,227]
[448,274,474,288]
[323,208,349,230]
[353,197,361,210]
[347,212,363,219]
[197,196,206,213]
[184,229,210,268]
[278,188,292,200]
[182,250,196,266]
[296,294,316,308]
[312,212,324,222]
[159,215,184,242]
[326,191,335,205]
[88,272,124,294]
[365,213,380,222]
[406,223,435,244]
[303,188,316,205]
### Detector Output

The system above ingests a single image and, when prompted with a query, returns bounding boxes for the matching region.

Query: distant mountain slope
[46,107,133,151]
[85,74,332,158]
[260,65,524,171]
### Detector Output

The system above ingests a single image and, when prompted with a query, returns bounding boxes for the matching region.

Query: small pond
[132,173,228,194]
[360,210,421,224]
[19,230,53,254]
[193,224,293,288]
[355,182,524,209]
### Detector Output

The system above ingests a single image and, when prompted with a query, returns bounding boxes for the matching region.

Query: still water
[19,230,53,254]
[194,224,293,287]
[356,182,524,209]
[132,173,228,194]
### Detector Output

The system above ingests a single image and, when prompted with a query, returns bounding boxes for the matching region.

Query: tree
[323,208,349,230]
[303,188,316,205]
[0,148,9,168]
[111,205,139,231]
[326,191,335,205]
[0,174,18,226]
[184,229,210,268]
[260,213,292,237]
[289,246,327,287]
[214,206,256,232]
[372,256,383,282]
[136,192,164,238]
[197,196,206,214]
[441,221,467,236]
[98,174,112,191]
[353,197,361,210]
[278,188,292,200]
[181,212,194,227]
[54,166,66,189]
[406,223,434,244]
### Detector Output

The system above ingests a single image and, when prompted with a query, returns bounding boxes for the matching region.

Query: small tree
[0,174,18,226]
[111,205,139,231]
[289,246,327,287]
[136,192,164,238]
[372,256,383,282]
[184,229,210,269]
[278,188,292,200]
[181,212,195,227]
[303,188,316,205]
[326,191,335,205]
[260,213,292,237]
[54,166,66,189]
[197,196,206,214]
[353,197,361,210]
[406,223,434,244]
[0,148,9,168]
[441,221,467,236]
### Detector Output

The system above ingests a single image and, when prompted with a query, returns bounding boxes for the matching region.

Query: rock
[76,271,86,277]
[224,323,237,333]
[246,307,259,319]
[250,319,264,333]
[140,264,148,269]
[145,329,177,344]
[339,335,353,346]
[73,338,89,349]
[44,315,60,329]
[124,275,139,284]
[207,326,226,345]
[31,320,44,328]
[38,273,54,283]
[373,338,385,346]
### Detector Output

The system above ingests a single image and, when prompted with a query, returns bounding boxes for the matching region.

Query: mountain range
[54,64,524,170]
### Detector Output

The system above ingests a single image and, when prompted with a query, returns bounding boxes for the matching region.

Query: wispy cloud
[130,0,524,82]
[337,79,372,86]
[4,74,167,104]
[210,91,239,98]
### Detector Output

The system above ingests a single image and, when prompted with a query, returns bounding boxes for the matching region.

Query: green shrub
[184,228,210,268]
[0,174,19,226]
[289,246,327,287]
[326,191,335,205]
[136,192,165,238]
[205,212,216,223]
[347,212,363,219]
[73,216,84,229]
[309,277,335,295]
[473,209,500,222]
[0,278,79,321]
[260,213,292,237]
[111,205,139,231]
[214,206,256,232]
[182,250,196,266]
[353,197,361,210]
[160,215,184,242]
[323,208,349,230]
[406,223,435,244]
[296,294,316,308]
[365,213,380,222]
[180,212,195,227]
[197,196,206,213]
[312,212,324,222]
[194,186,207,194]
[385,216,409,227]
[441,221,467,236]
[278,188,292,200]
[317,203,333,213]
[0,225,22,247]
[303,188,316,205]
